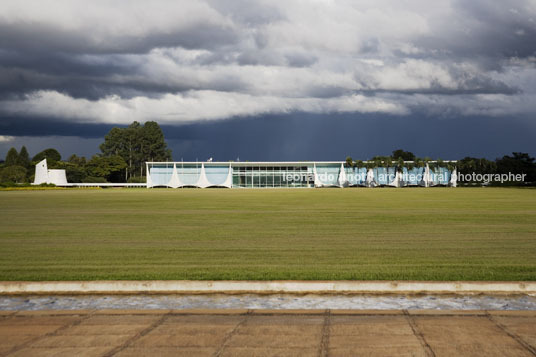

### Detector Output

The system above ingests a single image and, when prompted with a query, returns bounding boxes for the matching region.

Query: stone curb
[0,280,535,295]
[3,309,536,316]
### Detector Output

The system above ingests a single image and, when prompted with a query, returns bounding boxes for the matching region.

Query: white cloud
[0,135,15,143]
[0,90,408,124]
[0,0,536,123]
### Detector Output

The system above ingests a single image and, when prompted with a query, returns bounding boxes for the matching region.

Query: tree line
[1,131,535,185]
[346,149,536,185]
[0,121,171,185]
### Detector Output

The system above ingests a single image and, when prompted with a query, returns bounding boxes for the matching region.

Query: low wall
[1,281,535,295]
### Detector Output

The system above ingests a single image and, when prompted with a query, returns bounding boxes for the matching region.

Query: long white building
[146,161,457,188]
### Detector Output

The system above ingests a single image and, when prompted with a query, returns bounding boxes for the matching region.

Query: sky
[1,0,535,161]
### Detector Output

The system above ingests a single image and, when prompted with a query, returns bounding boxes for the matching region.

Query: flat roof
[147,160,457,165]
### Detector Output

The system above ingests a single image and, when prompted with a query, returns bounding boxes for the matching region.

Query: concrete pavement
[0,309,535,356]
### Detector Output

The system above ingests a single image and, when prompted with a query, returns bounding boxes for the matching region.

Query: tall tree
[139,121,172,175]
[392,149,416,161]
[458,157,496,176]
[68,154,87,167]
[32,148,61,163]
[126,121,141,177]
[4,147,19,166]
[100,127,129,180]
[100,121,172,179]
[18,146,31,168]
[86,155,127,182]
[496,152,536,182]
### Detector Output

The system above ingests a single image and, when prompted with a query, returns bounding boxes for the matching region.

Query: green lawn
[0,188,535,281]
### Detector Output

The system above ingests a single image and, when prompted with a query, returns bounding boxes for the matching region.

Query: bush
[40,183,56,187]
[82,176,108,183]
[0,182,32,188]
[127,176,146,183]
[0,165,27,183]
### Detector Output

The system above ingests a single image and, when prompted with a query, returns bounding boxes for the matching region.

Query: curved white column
[145,163,151,188]
[450,168,457,187]
[196,163,210,188]
[424,164,430,187]
[313,163,321,187]
[167,163,181,188]
[338,163,348,187]
[389,170,401,187]
[366,168,375,187]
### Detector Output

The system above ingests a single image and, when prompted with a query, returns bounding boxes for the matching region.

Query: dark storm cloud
[0,116,115,138]
[161,112,534,164]
[0,0,535,143]
[0,21,238,55]
[3,112,534,161]
[416,0,536,63]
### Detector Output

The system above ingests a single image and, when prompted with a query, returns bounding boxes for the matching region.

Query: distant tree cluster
[0,146,32,184]
[457,152,536,184]
[0,121,172,185]
[345,149,536,185]
[100,121,172,180]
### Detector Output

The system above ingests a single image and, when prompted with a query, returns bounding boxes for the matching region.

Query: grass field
[0,188,535,281]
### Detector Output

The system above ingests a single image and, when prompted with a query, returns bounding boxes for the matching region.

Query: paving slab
[79,314,160,325]
[115,347,217,357]
[30,334,133,348]
[330,309,403,315]
[413,315,534,357]
[132,333,229,348]
[0,309,534,356]
[0,324,64,336]
[330,315,418,336]
[220,347,318,357]
[0,315,81,326]
[407,309,487,316]
[162,314,245,325]
[330,346,427,357]
[492,315,536,352]
[61,324,149,336]
[488,310,536,317]
[8,347,111,357]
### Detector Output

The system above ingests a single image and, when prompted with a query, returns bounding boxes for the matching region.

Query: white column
[338,163,348,187]
[450,167,457,187]
[313,163,321,187]
[197,163,210,188]
[145,163,151,188]
[167,163,181,188]
[390,170,401,188]
[424,164,430,187]
[366,168,375,187]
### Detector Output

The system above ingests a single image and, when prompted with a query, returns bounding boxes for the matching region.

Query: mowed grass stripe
[0,187,535,281]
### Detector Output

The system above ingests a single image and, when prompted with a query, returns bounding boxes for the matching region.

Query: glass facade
[403,167,425,185]
[373,167,397,185]
[146,161,456,188]
[315,164,341,186]
[429,167,451,186]
[231,164,315,188]
[149,163,174,186]
[345,167,367,186]
[176,163,202,186]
